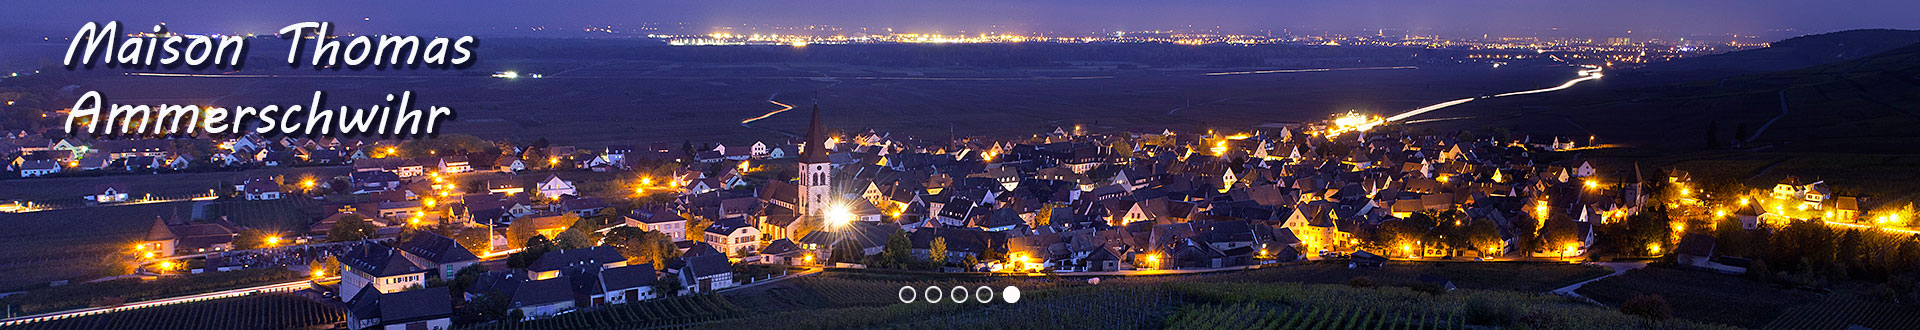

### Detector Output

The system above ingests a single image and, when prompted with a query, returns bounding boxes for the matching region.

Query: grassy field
[1574,266,1820,328]
[0,202,193,290]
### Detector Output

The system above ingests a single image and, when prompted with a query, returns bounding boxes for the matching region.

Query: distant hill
[1429,36,1920,152]
[1617,29,1920,85]
[1420,40,1920,199]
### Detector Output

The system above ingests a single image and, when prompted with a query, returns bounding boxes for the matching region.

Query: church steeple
[796,104,833,219]
[800,104,830,164]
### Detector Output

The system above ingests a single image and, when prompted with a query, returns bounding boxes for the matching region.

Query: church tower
[797,105,832,217]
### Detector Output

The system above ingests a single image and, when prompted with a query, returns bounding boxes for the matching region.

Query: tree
[233,229,272,250]
[1705,121,1720,149]
[327,215,378,242]
[436,226,494,255]
[554,227,594,250]
[929,237,949,264]
[507,236,554,269]
[604,227,677,270]
[1618,294,1673,321]
[652,274,684,297]
[1464,219,1504,256]
[882,229,913,268]
[1537,218,1582,257]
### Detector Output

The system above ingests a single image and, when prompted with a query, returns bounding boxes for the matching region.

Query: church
[756,105,835,241]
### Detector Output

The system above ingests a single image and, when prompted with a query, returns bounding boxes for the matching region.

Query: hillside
[1618,29,1920,85]
[1417,39,1920,199]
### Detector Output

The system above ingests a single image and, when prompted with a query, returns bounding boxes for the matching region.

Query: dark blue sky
[7,1,1917,39]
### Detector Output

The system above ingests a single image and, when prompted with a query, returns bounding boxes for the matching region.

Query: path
[1746,90,1789,142]
[1549,261,1647,303]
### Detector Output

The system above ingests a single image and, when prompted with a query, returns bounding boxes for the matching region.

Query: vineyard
[707,285,1177,329]
[1763,294,1920,330]
[198,198,328,232]
[1164,281,1740,330]
[460,294,743,330]
[0,267,306,315]
[4,293,344,330]
[1167,303,1462,330]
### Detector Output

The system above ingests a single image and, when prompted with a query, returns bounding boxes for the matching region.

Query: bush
[1410,282,1448,295]
[1619,293,1673,321]
[1347,276,1374,288]
[1462,296,1516,326]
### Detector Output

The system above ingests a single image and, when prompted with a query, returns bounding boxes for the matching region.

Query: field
[0,166,351,203]
[197,198,330,233]
[1149,261,1614,293]
[34,39,1579,148]
[1764,294,1920,330]
[703,269,1731,329]
[1574,266,1820,328]
[3,292,344,330]
[460,294,745,330]
[0,267,305,315]
[0,202,194,290]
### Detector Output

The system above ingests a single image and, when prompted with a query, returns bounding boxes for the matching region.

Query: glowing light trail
[1384,65,1602,122]
[741,96,795,125]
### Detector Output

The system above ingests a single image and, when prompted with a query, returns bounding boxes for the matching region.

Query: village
[1,107,1916,329]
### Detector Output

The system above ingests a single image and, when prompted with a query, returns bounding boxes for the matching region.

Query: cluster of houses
[335,229,744,329]
[640,107,1655,274]
[74,106,1762,328]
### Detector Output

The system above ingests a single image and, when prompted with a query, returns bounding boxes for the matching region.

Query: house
[624,209,690,241]
[593,264,659,305]
[704,217,762,257]
[758,239,806,265]
[350,171,403,194]
[392,231,481,279]
[487,179,527,196]
[347,286,452,330]
[1348,250,1387,268]
[526,246,627,281]
[511,277,575,320]
[561,197,609,217]
[340,243,431,303]
[438,156,472,174]
[678,253,734,294]
[1675,234,1716,268]
[244,178,283,200]
[88,183,131,204]
[17,159,59,177]
[138,217,239,257]
[537,175,576,200]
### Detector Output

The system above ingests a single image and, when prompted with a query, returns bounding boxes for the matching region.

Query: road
[1384,65,1603,122]
[0,278,329,326]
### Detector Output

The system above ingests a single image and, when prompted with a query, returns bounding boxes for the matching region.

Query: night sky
[6,1,1918,39]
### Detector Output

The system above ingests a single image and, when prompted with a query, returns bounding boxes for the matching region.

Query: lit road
[0,278,329,326]
[740,95,795,125]
[1384,65,1603,122]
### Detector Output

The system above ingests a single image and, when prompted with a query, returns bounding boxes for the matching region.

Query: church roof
[800,105,830,164]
